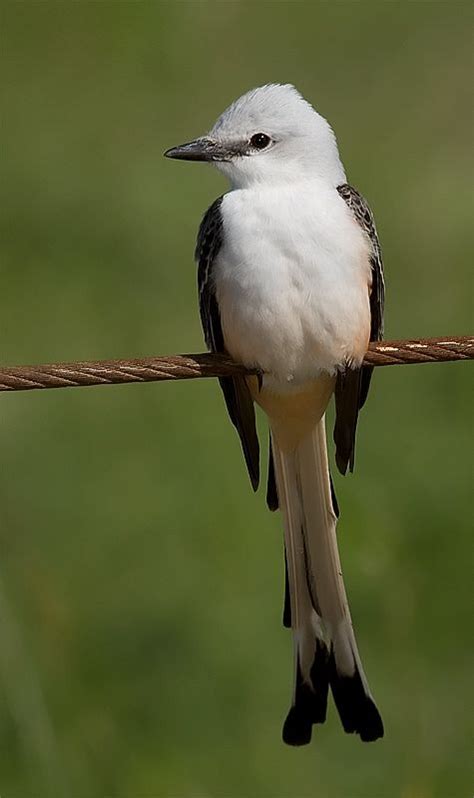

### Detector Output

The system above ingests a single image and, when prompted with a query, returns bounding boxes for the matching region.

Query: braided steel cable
[0,336,471,393]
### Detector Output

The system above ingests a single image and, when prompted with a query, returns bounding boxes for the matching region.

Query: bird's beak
[164,137,227,162]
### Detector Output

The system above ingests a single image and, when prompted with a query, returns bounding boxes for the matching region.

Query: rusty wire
[0,336,471,393]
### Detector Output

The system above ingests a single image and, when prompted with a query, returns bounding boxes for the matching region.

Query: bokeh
[0,2,472,796]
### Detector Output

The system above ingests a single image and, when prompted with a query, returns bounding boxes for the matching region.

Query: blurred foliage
[0,1,472,796]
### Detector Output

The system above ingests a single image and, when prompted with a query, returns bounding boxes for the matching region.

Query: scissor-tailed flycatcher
[165,84,385,746]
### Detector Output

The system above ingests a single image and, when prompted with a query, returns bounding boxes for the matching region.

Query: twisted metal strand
[363,336,473,366]
[0,336,471,393]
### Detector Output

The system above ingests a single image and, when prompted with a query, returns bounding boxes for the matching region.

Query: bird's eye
[250,133,271,150]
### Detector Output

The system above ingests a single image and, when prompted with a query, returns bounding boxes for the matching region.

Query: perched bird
[165,84,385,746]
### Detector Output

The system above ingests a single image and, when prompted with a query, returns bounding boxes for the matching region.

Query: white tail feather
[296,419,366,679]
[272,415,383,744]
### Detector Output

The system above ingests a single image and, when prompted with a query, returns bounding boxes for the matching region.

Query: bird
[164,83,385,746]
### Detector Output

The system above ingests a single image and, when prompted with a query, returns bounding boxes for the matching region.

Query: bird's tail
[271,416,383,745]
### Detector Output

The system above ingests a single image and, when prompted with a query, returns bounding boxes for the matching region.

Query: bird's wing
[196,197,260,490]
[333,184,385,475]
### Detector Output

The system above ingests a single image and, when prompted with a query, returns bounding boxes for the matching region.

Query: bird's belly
[216,186,372,392]
[215,252,370,390]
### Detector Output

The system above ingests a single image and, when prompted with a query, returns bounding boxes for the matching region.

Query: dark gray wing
[333,184,385,475]
[196,197,260,490]
[266,434,279,511]
[337,184,385,347]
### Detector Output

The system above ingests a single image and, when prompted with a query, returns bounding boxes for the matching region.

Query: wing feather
[196,197,260,490]
[333,184,385,475]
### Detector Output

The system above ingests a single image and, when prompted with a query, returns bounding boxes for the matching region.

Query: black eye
[250,132,271,150]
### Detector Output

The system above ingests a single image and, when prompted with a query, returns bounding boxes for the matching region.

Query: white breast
[214,182,372,390]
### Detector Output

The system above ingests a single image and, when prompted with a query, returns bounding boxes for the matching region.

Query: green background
[0,2,472,796]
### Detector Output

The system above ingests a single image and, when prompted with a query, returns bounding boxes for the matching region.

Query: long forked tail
[271,416,384,745]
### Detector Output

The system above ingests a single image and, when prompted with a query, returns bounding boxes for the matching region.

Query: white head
[165,84,346,189]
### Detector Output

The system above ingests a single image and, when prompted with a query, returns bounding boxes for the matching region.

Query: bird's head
[164,84,346,189]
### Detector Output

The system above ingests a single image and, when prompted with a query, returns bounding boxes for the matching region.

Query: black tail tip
[282,706,313,746]
[282,649,330,746]
[283,694,383,746]
[329,652,384,742]
[283,650,384,747]
[357,697,384,742]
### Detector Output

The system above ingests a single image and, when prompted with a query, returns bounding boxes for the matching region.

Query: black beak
[164,137,227,162]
